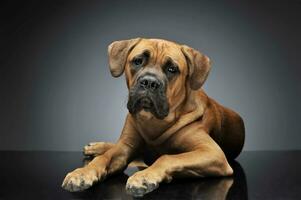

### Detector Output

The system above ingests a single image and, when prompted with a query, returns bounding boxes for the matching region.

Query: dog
[62,38,245,197]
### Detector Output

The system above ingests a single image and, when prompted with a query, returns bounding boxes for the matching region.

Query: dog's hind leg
[83,142,115,157]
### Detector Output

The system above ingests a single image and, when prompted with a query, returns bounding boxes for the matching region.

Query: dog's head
[108,38,211,120]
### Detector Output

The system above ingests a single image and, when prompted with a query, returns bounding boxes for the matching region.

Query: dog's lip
[127,90,169,119]
[140,97,153,109]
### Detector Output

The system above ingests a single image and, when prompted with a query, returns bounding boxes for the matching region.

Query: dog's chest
[135,111,176,142]
[136,122,169,142]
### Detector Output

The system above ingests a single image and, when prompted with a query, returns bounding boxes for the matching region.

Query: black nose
[138,75,161,91]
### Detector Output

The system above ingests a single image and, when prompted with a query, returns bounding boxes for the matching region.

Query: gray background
[1,0,300,151]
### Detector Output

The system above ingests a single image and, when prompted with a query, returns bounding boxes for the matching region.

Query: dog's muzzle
[138,75,162,91]
[127,74,169,119]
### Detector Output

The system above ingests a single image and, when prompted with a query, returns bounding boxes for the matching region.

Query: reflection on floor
[76,156,248,199]
[0,151,300,199]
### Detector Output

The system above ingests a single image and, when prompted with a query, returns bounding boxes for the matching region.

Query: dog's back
[202,94,245,160]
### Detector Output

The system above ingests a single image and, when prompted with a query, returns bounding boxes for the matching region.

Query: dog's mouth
[139,97,153,111]
[127,91,169,120]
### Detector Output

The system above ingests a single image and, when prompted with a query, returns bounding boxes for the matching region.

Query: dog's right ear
[108,38,141,77]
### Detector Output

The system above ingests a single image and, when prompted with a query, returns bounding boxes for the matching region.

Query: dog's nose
[138,75,161,91]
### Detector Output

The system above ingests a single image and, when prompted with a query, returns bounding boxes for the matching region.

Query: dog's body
[62,38,245,197]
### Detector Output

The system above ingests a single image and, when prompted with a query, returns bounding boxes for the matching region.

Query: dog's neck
[132,89,206,146]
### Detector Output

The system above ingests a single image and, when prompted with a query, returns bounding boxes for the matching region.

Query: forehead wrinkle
[129,44,153,60]
[164,56,179,66]
[155,42,161,63]
[138,41,185,70]
[158,44,184,67]
[154,42,168,65]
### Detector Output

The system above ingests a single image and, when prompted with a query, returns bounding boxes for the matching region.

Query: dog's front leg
[83,142,115,157]
[126,132,233,197]
[62,115,142,192]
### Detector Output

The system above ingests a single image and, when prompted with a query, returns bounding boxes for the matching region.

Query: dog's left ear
[108,38,141,77]
[181,45,211,90]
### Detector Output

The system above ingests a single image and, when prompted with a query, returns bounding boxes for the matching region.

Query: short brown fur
[62,38,245,197]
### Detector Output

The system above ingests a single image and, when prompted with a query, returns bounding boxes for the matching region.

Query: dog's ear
[108,38,141,77]
[181,45,211,90]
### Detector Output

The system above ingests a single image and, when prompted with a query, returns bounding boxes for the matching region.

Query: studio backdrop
[1,0,300,151]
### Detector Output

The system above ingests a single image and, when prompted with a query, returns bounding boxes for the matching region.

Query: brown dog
[62,38,245,197]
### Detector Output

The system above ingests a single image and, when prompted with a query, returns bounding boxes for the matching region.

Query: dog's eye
[131,51,149,69]
[133,57,144,66]
[163,61,180,79]
[167,65,179,73]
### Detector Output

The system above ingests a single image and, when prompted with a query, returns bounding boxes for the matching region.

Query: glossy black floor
[0,151,299,200]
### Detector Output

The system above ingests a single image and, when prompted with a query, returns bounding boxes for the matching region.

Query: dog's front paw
[126,170,163,197]
[83,142,114,156]
[62,167,99,192]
